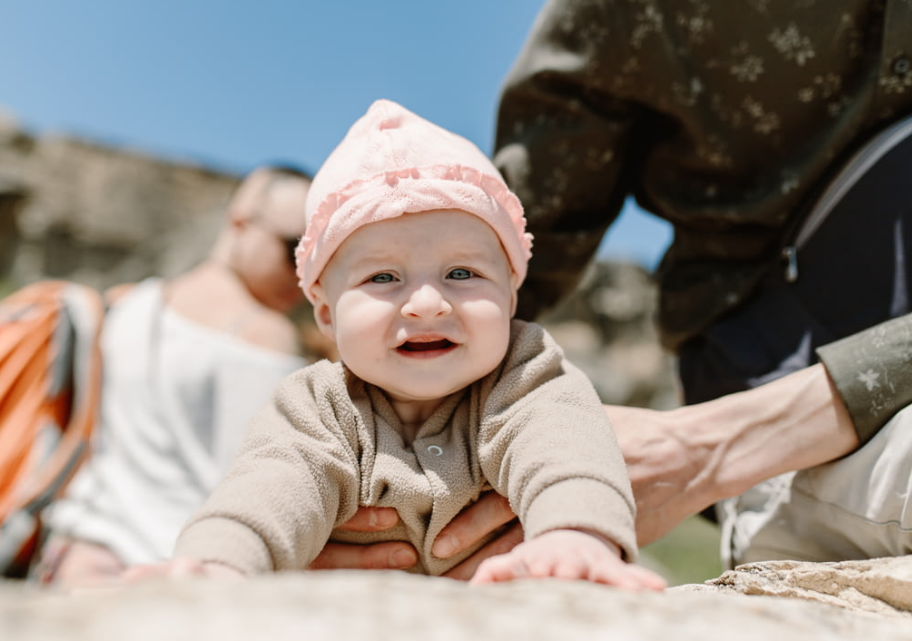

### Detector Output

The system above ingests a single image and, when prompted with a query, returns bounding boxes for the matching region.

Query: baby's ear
[309,283,336,340]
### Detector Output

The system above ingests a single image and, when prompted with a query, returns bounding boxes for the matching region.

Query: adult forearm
[612,363,859,545]
[684,363,859,501]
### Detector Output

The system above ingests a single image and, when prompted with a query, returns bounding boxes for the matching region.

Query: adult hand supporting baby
[309,493,522,578]
[307,506,419,571]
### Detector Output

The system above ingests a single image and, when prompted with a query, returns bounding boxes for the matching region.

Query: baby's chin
[371,375,485,406]
[380,383,470,403]
[353,361,503,403]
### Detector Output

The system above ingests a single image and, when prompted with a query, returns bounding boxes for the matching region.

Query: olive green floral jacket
[497,0,912,443]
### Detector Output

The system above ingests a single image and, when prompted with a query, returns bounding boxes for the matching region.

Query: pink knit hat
[294,99,533,303]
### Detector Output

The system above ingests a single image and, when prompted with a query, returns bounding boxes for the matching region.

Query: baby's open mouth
[398,339,455,352]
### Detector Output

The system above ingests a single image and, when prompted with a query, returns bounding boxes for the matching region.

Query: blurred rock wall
[540,261,680,409]
[0,108,240,291]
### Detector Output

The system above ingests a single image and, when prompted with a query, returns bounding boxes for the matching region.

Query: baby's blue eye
[370,273,395,283]
[448,268,473,280]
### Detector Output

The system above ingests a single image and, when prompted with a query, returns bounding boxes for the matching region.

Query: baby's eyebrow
[346,245,505,272]
[448,247,507,265]
[350,252,397,268]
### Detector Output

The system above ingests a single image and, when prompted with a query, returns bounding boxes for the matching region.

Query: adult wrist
[676,364,859,505]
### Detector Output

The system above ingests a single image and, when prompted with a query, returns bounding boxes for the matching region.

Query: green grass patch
[640,515,724,586]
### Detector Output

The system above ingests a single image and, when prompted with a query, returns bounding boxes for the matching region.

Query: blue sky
[2,1,671,269]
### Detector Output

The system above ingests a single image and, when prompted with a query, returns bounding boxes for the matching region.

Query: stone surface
[682,556,912,617]
[2,569,911,641]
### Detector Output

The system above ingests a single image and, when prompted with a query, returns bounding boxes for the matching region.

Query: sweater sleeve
[173,362,362,574]
[477,320,638,560]
[816,313,912,446]
[494,0,634,321]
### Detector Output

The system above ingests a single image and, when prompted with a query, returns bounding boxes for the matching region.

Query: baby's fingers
[625,564,667,591]
[468,554,530,585]
[591,560,667,591]
[121,559,200,583]
[548,557,592,581]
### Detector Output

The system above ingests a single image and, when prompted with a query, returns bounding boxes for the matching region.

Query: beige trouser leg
[719,404,912,568]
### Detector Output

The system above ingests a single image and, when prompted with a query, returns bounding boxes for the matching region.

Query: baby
[170,99,664,589]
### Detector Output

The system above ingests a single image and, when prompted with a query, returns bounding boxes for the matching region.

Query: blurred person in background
[36,165,312,586]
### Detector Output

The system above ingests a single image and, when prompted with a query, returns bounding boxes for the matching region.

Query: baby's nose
[402,283,452,318]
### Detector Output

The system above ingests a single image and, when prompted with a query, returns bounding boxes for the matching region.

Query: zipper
[781,114,912,283]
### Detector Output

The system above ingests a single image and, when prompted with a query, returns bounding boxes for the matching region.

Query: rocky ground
[2,558,911,640]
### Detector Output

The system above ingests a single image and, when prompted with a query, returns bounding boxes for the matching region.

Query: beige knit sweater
[174,320,637,575]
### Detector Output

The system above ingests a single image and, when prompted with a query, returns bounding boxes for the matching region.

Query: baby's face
[312,209,516,407]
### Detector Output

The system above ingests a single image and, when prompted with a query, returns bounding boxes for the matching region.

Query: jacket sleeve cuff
[522,478,638,561]
[173,517,273,575]
[816,314,912,446]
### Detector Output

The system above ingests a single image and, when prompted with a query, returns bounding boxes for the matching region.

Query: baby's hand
[468,529,666,591]
[122,557,244,583]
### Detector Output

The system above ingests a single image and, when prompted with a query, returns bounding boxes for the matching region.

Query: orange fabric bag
[0,281,105,577]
